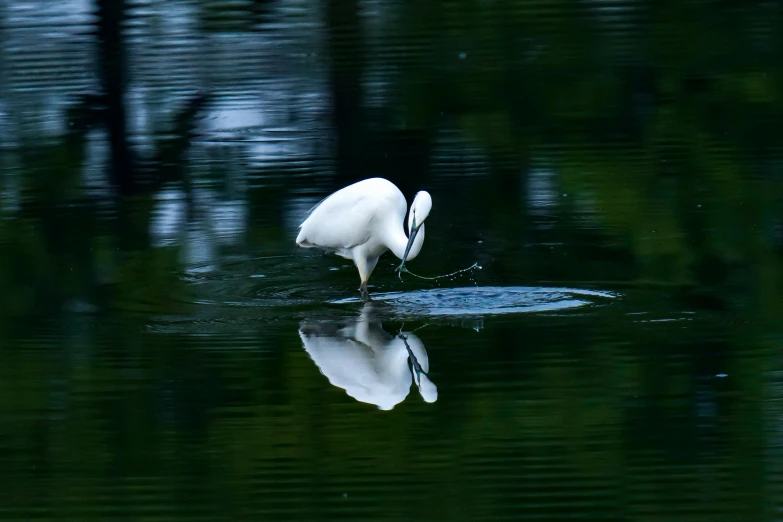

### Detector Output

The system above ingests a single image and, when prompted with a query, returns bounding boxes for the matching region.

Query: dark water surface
[2,0,783,520]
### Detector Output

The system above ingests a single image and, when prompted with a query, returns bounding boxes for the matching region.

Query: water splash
[396,262,482,282]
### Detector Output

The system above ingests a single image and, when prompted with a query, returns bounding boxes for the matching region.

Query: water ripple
[332,286,618,317]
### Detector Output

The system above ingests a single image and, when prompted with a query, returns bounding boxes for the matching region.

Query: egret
[296,178,432,299]
[299,304,437,410]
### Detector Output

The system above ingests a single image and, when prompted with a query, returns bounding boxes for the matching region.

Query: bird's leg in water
[359,281,370,302]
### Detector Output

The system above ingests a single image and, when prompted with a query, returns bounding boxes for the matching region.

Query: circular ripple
[331,286,618,316]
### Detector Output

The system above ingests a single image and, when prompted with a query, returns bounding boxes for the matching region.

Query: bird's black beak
[398,222,420,271]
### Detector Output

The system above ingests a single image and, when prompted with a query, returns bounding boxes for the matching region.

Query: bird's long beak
[398,224,420,270]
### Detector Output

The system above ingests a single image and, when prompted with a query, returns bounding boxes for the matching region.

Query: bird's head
[407,191,432,233]
[399,191,432,270]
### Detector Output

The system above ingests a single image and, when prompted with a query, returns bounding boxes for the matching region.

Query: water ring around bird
[330,286,618,316]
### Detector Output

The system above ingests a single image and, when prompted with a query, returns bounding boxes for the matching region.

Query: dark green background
[1,0,781,520]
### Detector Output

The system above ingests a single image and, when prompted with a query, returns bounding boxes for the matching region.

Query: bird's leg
[359,281,370,302]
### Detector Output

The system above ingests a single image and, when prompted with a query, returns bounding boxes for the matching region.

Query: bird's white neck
[388,224,425,262]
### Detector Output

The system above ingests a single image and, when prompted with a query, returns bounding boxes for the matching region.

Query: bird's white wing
[297,188,391,251]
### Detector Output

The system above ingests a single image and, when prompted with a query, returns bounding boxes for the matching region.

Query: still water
[2,0,783,520]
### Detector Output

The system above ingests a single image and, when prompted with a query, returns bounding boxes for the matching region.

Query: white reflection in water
[8,0,91,23]
[150,186,247,251]
[181,223,217,272]
[82,128,111,194]
[150,188,187,247]
[211,199,247,245]
[527,167,558,213]
[299,304,437,411]
[1,154,22,216]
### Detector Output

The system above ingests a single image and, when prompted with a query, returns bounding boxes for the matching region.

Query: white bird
[296,178,432,299]
[299,304,437,410]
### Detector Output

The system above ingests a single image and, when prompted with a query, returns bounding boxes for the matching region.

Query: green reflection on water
[1,0,782,519]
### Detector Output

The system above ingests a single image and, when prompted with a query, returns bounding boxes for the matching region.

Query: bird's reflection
[299,304,437,410]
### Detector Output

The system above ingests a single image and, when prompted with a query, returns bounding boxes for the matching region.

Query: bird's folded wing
[298,192,377,249]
